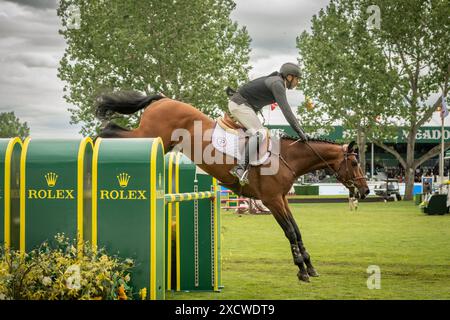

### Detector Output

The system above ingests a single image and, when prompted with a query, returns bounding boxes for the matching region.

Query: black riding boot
[229,137,250,186]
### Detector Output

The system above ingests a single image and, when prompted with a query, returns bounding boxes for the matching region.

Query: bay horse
[95,91,370,282]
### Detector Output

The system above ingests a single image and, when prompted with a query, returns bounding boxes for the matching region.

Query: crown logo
[117,173,131,188]
[45,172,58,187]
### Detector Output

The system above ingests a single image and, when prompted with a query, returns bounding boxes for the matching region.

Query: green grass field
[166,200,450,300]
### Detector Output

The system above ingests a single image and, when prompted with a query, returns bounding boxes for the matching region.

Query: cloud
[0,2,64,48]
[0,0,330,138]
[232,0,330,60]
[230,0,329,119]
[232,0,330,83]
[0,0,79,138]
[3,0,58,10]
[2,52,59,68]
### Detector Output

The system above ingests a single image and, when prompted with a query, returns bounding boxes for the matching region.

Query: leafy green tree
[0,112,30,139]
[297,0,449,200]
[58,0,251,136]
[297,1,400,174]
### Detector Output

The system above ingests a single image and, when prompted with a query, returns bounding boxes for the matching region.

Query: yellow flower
[118,284,127,300]
[42,276,52,286]
[139,288,147,300]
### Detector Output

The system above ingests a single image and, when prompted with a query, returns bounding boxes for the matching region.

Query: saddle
[213,116,272,166]
[217,113,246,132]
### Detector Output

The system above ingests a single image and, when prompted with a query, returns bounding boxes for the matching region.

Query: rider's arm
[270,80,308,140]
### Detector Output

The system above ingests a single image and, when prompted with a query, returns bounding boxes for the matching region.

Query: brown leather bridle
[284,140,365,190]
[335,148,366,190]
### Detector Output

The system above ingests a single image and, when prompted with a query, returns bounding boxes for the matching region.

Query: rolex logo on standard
[117,173,131,188]
[45,172,58,187]
[28,172,75,200]
[99,172,147,200]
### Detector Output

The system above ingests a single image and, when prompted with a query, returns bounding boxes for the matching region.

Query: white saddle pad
[211,123,271,166]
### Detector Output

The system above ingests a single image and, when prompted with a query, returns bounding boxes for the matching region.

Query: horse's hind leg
[262,196,310,282]
[99,122,134,138]
[283,196,319,277]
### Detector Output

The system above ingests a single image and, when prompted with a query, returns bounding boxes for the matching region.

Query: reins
[285,138,362,188]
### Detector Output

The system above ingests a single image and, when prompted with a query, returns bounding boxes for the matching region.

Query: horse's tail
[95,91,165,138]
[95,91,165,119]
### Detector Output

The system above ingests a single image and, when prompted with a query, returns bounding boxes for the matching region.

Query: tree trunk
[404,166,415,200]
[404,130,417,201]
[356,127,367,176]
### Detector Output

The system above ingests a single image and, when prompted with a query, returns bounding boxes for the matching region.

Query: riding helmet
[280,62,301,78]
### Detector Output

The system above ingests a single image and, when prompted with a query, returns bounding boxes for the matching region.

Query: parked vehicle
[374,179,402,201]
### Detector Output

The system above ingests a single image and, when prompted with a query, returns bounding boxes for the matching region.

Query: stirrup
[229,165,249,186]
[239,169,249,186]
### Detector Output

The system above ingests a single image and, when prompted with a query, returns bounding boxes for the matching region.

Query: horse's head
[335,141,370,200]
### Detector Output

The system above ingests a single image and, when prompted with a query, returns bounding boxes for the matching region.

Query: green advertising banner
[267,125,449,144]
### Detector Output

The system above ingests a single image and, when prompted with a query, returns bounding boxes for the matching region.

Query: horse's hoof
[307,268,320,277]
[297,271,310,282]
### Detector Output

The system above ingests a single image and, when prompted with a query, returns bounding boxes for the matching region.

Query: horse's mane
[280,133,341,145]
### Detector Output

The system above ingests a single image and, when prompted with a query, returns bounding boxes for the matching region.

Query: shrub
[0,234,135,300]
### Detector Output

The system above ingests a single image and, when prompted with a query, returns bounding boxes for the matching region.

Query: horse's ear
[348,141,356,152]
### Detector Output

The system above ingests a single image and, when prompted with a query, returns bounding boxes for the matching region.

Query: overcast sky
[0,0,336,137]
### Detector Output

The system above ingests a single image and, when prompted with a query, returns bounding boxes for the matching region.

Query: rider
[228,62,308,185]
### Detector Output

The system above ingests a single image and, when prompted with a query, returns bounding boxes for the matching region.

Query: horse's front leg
[283,196,319,278]
[262,197,310,282]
